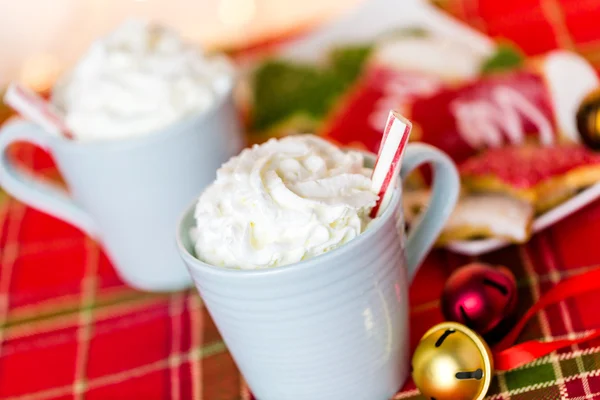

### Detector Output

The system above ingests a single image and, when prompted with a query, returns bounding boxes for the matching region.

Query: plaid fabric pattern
[3,115,600,400]
[430,0,600,69]
[4,144,600,400]
[3,40,600,400]
[0,144,246,400]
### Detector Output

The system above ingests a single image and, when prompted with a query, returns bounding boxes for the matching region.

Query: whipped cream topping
[52,19,233,141]
[191,135,378,269]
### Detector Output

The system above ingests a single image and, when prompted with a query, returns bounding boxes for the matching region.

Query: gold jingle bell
[411,322,494,400]
[576,88,600,150]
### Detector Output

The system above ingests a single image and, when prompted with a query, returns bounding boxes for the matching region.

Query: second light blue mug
[177,143,460,400]
[0,88,244,292]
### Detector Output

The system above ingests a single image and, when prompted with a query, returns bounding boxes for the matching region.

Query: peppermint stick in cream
[370,110,412,218]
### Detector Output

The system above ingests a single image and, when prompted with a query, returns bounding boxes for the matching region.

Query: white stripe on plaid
[409,299,439,315]
[3,293,172,342]
[240,378,251,400]
[522,246,569,398]
[495,370,510,400]
[526,264,600,288]
[2,237,81,260]
[6,285,153,328]
[397,357,600,400]
[392,388,419,399]
[540,0,577,50]
[0,147,32,358]
[0,200,20,347]
[493,251,510,400]
[169,292,186,400]
[5,340,227,400]
[510,343,600,371]
[187,293,204,400]
[488,368,600,399]
[72,239,100,399]
[539,236,594,399]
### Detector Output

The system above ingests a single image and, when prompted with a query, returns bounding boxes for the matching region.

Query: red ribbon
[493,266,600,371]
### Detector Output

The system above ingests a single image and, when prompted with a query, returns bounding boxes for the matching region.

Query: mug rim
[176,184,402,278]
[45,58,237,151]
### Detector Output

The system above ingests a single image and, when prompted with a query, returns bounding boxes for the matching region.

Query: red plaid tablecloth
[3,0,600,396]
[3,123,600,400]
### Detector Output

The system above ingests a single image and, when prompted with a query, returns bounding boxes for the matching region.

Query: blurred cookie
[459,145,600,213]
[370,33,487,82]
[404,191,534,244]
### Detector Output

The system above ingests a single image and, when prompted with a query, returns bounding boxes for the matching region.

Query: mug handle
[0,120,97,237]
[400,143,460,282]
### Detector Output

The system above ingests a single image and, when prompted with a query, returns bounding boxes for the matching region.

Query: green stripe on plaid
[562,357,583,379]
[3,290,170,331]
[395,365,599,400]
[580,352,600,373]
[2,340,229,400]
[505,363,557,391]
[510,386,562,400]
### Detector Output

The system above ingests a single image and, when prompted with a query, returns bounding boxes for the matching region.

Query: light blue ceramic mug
[177,143,459,400]
[0,90,244,292]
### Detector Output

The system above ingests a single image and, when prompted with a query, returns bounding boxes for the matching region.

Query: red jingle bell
[441,263,518,339]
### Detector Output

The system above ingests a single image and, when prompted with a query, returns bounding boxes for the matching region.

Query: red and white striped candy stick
[3,82,74,139]
[370,110,412,218]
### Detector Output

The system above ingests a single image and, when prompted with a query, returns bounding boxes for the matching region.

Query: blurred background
[0,0,365,91]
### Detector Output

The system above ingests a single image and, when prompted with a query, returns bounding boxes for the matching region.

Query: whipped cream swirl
[52,19,233,141]
[192,135,378,269]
